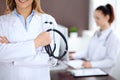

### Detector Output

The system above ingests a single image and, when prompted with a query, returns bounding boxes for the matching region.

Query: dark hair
[96,4,115,24]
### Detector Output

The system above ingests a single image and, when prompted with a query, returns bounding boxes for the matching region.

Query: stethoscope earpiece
[45,21,48,24]
[49,22,53,24]
[44,22,53,24]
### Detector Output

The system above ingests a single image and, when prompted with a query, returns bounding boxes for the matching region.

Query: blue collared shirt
[13,9,35,31]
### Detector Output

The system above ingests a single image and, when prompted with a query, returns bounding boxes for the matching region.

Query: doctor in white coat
[70,4,120,73]
[0,0,60,80]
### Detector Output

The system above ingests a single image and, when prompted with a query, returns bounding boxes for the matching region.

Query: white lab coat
[73,27,120,73]
[0,11,60,80]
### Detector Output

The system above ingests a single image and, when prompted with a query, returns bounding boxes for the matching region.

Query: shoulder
[0,13,17,30]
[35,12,56,21]
[108,30,120,46]
[111,30,119,41]
[0,13,16,22]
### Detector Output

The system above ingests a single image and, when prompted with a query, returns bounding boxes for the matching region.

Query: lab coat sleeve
[91,35,120,69]
[91,57,115,69]
[72,41,91,59]
[72,50,88,59]
[0,40,36,60]
[0,16,36,60]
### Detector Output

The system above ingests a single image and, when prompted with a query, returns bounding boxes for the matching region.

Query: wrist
[34,39,40,48]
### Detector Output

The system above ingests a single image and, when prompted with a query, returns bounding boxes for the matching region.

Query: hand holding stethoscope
[34,32,51,48]
[41,21,68,60]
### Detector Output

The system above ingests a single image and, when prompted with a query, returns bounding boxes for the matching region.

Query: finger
[0,36,9,43]
[2,37,7,42]
[0,36,3,40]
[0,39,4,43]
[0,39,3,43]
[3,36,9,43]
[0,36,4,43]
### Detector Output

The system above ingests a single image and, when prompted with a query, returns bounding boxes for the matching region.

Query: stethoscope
[103,30,112,46]
[85,30,113,61]
[95,30,112,46]
[43,21,68,60]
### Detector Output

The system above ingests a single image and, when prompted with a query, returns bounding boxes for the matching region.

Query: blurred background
[0,0,120,80]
